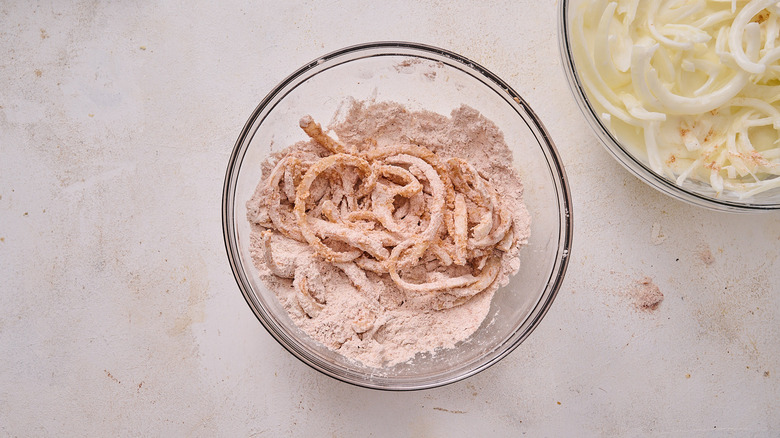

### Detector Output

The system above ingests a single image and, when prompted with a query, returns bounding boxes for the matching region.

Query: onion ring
[294,153,372,263]
[254,115,520,309]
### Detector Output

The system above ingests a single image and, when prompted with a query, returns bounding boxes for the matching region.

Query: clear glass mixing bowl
[559,0,780,212]
[223,42,573,390]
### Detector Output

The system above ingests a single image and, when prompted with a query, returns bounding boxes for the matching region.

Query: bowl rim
[557,0,780,212]
[222,41,574,390]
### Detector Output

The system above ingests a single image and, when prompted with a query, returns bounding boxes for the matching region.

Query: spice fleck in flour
[247,100,531,367]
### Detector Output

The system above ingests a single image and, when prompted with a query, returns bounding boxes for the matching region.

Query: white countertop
[1,1,778,436]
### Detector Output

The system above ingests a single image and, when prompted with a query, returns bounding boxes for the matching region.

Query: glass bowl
[559,0,780,212]
[222,42,573,390]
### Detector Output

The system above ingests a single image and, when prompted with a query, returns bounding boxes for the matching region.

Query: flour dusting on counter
[630,277,664,312]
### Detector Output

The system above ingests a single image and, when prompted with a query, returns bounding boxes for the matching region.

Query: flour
[630,277,664,312]
[247,100,531,368]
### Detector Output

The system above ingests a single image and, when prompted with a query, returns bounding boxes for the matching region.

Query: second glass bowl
[559,0,780,212]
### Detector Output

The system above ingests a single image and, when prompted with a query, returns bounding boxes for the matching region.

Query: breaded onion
[255,116,519,310]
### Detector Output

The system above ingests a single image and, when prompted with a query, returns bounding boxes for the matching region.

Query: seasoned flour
[247,100,530,367]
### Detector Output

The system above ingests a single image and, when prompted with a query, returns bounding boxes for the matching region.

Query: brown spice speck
[433,407,467,414]
[104,370,120,384]
[704,128,714,142]
[40,28,48,39]
[704,161,720,171]
[752,9,770,23]
[35,69,42,77]
[698,247,715,265]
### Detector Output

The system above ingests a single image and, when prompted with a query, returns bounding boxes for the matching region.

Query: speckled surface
[1,1,779,436]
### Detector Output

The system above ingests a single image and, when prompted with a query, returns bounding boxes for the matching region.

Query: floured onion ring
[254,115,521,306]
